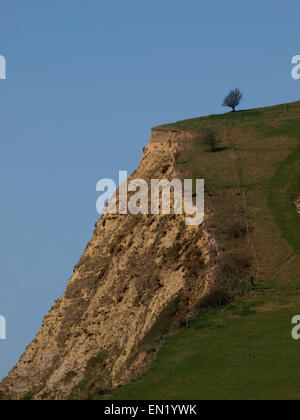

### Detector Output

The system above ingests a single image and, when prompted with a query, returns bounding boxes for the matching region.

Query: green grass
[109,101,300,400]
[110,303,300,400]
[269,145,300,253]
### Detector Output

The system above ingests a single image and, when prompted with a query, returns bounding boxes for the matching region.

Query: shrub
[202,129,219,153]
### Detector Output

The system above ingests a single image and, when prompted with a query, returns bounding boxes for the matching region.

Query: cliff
[2,101,299,400]
[0,128,223,400]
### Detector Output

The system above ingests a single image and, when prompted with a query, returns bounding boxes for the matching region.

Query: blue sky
[0,0,299,380]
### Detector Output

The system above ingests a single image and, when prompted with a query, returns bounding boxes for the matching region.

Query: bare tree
[222,88,243,112]
[202,129,219,153]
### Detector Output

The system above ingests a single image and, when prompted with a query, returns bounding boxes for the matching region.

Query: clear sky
[0,0,299,380]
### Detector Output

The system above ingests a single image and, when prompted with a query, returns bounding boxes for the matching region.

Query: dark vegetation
[69,350,112,400]
[202,129,219,152]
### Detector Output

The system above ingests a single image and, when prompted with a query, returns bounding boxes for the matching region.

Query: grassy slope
[110,101,300,400]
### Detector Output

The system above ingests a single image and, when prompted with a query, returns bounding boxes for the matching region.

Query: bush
[202,129,219,153]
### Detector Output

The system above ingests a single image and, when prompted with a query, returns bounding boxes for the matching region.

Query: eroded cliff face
[0,129,220,400]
